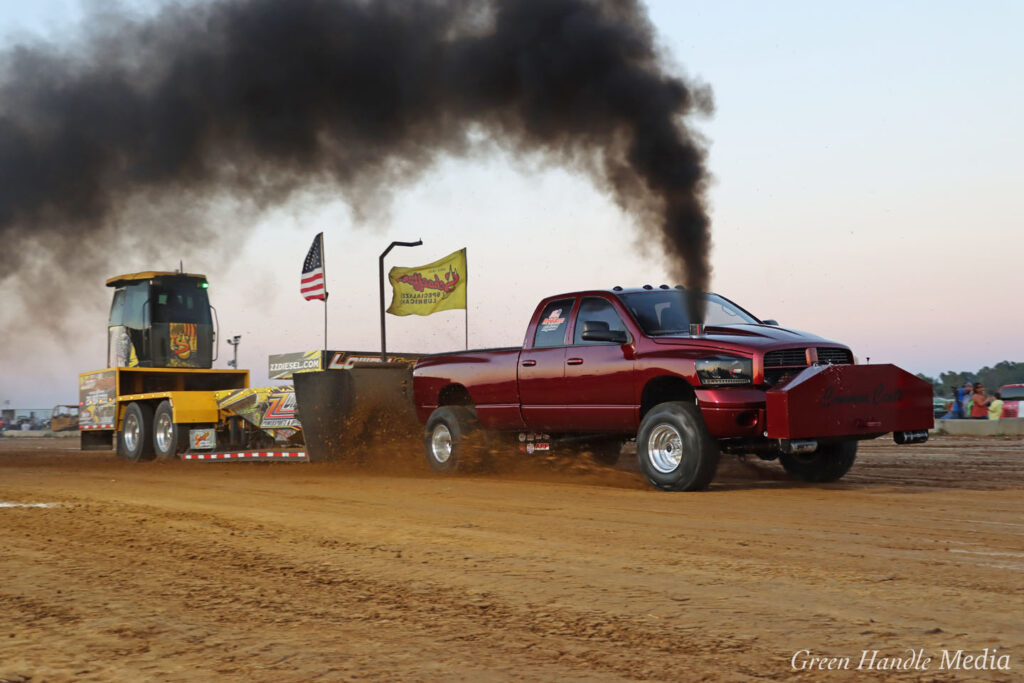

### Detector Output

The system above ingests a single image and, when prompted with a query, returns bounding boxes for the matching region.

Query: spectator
[988,392,1004,421]
[969,383,990,419]
[954,381,972,419]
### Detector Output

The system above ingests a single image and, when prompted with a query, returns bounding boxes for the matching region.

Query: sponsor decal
[328,353,384,369]
[168,323,199,367]
[261,391,298,428]
[534,443,550,451]
[327,352,420,369]
[79,370,116,429]
[190,428,216,450]
[540,308,566,333]
[215,387,301,430]
[268,350,322,379]
[821,384,903,409]
[269,359,321,372]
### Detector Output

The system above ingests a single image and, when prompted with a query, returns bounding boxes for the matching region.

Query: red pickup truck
[413,286,933,491]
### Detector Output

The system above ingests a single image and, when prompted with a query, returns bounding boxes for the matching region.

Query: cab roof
[106,272,208,288]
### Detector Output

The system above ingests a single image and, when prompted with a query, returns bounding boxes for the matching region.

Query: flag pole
[379,239,423,361]
[321,233,328,351]
[464,248,469,350]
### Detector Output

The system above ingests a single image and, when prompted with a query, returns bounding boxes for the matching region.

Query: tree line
[916,361,1024,397]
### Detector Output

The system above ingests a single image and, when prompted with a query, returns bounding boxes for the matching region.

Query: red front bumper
[765,364,934,440]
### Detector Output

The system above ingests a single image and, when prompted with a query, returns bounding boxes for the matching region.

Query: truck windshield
[617,290,759,335]
[151,278,212,324]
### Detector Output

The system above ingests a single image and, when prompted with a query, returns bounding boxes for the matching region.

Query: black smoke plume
[0,0,713,328]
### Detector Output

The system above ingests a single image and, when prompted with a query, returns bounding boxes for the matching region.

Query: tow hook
[779,439,818,455]
[893,430,929,445]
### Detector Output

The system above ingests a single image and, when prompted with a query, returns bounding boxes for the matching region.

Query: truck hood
[650,324,842,351]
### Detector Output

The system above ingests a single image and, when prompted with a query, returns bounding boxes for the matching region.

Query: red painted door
[563,297,637,432]
[518,298,574,431]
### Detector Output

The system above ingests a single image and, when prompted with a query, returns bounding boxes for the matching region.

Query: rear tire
[423,406,476,472]
[118,402,155,462]
[637,402,719,491]
[780,441,857,482]
[153,400,183,460]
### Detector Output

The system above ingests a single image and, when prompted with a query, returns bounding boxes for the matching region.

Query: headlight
[695,356,753,386]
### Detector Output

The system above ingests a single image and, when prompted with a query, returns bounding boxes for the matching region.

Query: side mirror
[762,319,779,326]
[581,327,629,344]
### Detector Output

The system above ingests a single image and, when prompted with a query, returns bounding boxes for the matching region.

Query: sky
[1,0,1022,409]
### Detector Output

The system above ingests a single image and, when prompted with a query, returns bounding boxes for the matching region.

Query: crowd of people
[941,382,1004,420]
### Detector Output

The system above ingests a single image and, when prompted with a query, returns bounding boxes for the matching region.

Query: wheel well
[118,399,163,426]
[640,376,696,419]
[437,384,473,407]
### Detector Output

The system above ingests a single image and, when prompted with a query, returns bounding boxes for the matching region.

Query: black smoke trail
[0,0,713,329]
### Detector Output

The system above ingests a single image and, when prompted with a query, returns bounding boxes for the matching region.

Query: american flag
[300,233,327,301]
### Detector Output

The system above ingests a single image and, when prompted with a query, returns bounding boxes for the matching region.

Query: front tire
[637,402,719,491]
[423,406,476,472]
[118,402,155,462]
[780,441,857,482]
[153,400,183,460]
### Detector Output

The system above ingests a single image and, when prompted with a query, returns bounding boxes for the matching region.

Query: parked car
[999,384,1024,418]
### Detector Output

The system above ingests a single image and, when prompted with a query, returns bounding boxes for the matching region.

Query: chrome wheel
[647,423,684,473]
[431,424,453,464]
[155,411,175,454]
[123,412,141,453]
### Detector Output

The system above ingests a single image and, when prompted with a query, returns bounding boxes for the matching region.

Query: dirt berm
[0,435,1021,681]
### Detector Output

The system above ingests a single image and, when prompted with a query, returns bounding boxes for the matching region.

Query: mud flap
[81,430,114,451]
[293,365,420,462]
[765,364,934,440]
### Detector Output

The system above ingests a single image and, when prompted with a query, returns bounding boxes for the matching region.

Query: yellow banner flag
[387,248,467,316]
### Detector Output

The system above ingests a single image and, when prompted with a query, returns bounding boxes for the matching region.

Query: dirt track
[1,435,1022,681]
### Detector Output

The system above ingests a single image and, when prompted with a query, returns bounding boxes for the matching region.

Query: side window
[122,283,149,329]
[574,297,628,345]
[533,299,574,348]
[108,289,126,327]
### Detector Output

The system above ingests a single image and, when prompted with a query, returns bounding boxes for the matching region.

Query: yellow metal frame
[116,391,223,424]
[100,366,250,428]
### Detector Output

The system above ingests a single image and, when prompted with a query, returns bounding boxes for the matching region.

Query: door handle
[567,358,584,365]
[521,359,537,367]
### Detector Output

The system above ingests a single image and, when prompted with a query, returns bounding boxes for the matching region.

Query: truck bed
[413,347,523,429]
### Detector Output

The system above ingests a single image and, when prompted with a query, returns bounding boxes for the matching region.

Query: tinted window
[573,297,628,345]
[152,279,212,324]
[533,298,573,348]
[617,290,759,335]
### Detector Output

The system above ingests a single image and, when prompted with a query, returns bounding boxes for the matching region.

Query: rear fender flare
[438,383,474,410]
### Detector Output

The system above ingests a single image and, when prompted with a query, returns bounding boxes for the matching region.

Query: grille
[764,348,808,367]
[816,347,853,365]
[765,369,803,386]
[763,348,808,386]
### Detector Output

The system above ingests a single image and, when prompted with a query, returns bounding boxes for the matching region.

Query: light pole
[227,335,242,368]
[379,239,423,361]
